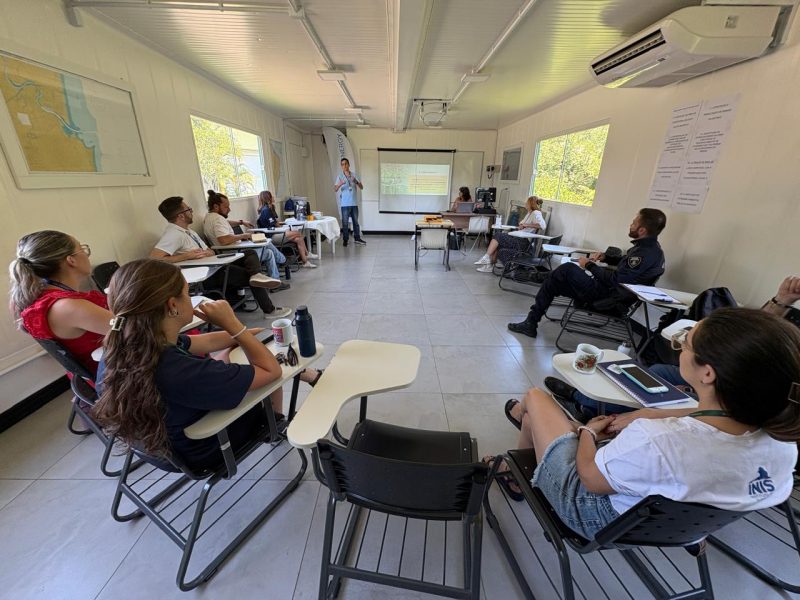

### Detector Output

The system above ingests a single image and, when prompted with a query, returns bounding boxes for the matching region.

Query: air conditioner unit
[591,5,783,88]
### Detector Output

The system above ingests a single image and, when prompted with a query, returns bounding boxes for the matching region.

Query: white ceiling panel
[81,0,703,131]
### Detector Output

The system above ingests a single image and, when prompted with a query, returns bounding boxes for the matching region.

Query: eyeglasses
[71,243,91,257]
[789,382,800,406]
[670,328,691,351]
[275,346,298,367]
[177,207,193,217]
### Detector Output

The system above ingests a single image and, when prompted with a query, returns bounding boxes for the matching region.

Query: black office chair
[314,419,490,600]
[31,337,129,477]
[91,261,120,291]
[111,398,307,591]
[485,448,751,600]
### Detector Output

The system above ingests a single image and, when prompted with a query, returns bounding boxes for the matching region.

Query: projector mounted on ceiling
[590,4,792,88]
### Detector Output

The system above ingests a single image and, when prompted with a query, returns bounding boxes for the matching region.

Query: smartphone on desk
[614,364,669,393]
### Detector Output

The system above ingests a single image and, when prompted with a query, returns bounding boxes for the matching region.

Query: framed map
[0,43,153,189]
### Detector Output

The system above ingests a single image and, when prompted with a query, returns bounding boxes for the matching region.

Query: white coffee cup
[572,343,604,374]
[272,318,294,347]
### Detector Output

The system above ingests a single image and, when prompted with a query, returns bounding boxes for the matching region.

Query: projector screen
[378,150,453,213]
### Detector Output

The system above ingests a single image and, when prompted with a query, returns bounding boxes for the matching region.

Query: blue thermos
[295,305,316,357]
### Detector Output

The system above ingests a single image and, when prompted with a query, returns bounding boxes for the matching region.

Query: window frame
[529,120,610,208]
[188,112,268,200]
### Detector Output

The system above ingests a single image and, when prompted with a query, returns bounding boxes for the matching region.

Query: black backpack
[645,287,738,366]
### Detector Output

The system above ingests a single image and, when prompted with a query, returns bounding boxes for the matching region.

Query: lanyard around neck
[689,410,730,418]
[43,278,75,292]
[186,229,204,249]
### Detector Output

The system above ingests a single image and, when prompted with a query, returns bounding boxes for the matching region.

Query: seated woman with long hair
[475,196,546,273]
[94,259,288,470]
[256,190,317,267]
[449,186,472,211]
[9,230,111,377]
[498,308,800,539]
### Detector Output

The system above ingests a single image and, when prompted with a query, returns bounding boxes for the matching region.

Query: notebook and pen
[622,284,680,304]
[597,360,693,407]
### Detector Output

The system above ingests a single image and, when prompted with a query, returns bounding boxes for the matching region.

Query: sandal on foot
[482,455,524,501]
[504,399,522,431]
[307,368,324,387]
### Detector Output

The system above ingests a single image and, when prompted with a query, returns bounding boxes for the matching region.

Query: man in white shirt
[150,196,290,319]
[203,191,289,291]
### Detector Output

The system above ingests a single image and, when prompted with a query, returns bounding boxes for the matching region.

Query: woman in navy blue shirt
[95,259,284,470]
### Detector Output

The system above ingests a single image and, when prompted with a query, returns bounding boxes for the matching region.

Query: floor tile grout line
[93,520,154,600]
[290,481,324,600]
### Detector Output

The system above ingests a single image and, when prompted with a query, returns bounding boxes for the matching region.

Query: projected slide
[381,163,450,196]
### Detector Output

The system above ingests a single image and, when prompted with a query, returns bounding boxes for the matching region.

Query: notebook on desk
[598,360,693,407]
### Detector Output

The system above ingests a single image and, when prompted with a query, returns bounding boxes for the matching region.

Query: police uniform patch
[628,256,642,268]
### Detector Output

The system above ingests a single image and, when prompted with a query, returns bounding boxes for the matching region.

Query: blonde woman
[475,196,546,273]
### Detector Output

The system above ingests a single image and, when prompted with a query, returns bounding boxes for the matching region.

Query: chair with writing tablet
[484,448,751,600]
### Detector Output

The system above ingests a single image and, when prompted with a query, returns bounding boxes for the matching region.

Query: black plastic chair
[485,448,751,600]
[91,261,120,291]
[314,419,490,600]
[32,337,129,478]
[111,397,307,591]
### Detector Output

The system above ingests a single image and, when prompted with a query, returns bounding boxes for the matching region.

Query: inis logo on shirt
[748,467,775,497]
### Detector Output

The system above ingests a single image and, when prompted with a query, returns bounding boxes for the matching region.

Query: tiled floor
[1,235,797,599]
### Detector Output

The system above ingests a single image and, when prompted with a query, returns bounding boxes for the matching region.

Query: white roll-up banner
[322,127,357,211]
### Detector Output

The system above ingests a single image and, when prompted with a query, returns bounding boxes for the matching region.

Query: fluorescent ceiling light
[343,107,363,114]
[461,72,491,84]
[317,69,346,81]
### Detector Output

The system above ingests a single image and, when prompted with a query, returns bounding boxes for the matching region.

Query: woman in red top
[10,230,111,377]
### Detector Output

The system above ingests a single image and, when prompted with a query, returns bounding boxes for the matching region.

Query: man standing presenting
[508,208,667,338]
[150,196,290,320]
[334,157,366,247]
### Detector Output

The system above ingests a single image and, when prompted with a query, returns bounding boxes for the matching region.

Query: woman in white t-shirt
[475,196,547,273]
[498,308,800,539]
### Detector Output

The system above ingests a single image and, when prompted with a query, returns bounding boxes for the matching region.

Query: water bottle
[294,305,316,357]
[617,341,633,356]
[495,214,502,227]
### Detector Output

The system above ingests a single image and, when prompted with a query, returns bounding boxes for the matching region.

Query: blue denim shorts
[532,432,620,539]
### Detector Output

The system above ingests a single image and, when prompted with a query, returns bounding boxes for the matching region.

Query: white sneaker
[249,273,282,289]
[476,264,494,273]
[301,261,318,268]
[265,306,292,320]
[306,252,319,259]
[474,254,491,265]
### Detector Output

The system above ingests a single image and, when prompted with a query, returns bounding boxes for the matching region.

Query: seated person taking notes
[203,189,289,290]
[256,190,317,267]
[497,308,800,539]
[508,208,666,338]
[149,196,290,320]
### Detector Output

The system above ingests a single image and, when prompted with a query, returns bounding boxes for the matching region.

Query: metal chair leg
[66,401,91,436]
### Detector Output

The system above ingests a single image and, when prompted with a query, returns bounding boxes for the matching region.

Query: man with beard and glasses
[507,208,667,339]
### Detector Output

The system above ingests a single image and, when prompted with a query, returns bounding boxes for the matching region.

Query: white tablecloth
[285,216,341,241]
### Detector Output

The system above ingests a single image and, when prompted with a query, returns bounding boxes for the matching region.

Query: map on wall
[269,138,287,197]
[0,51,149,177]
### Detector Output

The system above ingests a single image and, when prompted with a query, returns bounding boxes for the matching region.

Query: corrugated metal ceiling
[86,0,700,131]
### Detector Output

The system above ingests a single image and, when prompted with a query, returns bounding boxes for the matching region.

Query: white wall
[0,0,312,411]
[311,128,498,231]
[495,23,800,308]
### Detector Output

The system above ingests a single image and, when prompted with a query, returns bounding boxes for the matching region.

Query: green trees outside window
[190,116,266,198]
[530,124,609,207]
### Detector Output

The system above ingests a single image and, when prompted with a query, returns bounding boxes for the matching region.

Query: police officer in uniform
[508,208,667,338]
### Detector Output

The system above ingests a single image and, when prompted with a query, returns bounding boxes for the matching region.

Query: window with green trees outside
[190,116,267,198]
[530,124,609,207]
